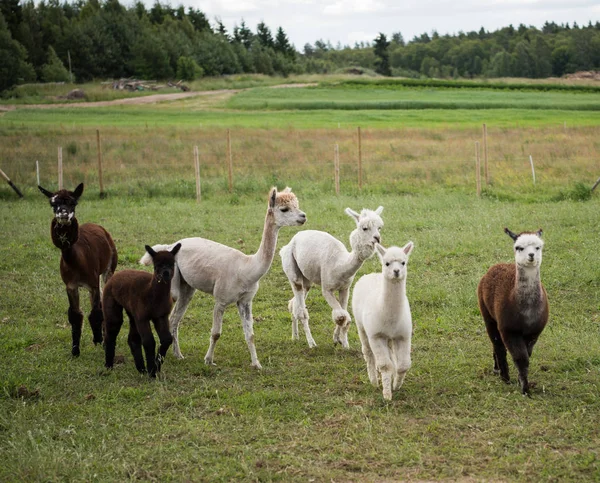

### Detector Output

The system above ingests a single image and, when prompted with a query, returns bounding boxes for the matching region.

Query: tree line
[1,0,600,93]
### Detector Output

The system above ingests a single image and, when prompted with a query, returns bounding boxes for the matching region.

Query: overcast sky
[169,0,600,50]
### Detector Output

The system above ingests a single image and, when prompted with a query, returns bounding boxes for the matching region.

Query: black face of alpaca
[39,183,84,225]
[145,243,182,284]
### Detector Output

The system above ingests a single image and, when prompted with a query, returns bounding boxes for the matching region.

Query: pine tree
[373,33,391,76]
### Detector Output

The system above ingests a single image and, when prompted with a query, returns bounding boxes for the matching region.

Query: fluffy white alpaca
[280,206,383,348]
[352,242,414,401]
[140,187,306,369]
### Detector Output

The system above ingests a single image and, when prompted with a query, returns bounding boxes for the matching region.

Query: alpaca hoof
[71,346,80,357]
[308,340,317,348]
[382,391,392,401]
[251,362,263,370]
[204,359,216,366]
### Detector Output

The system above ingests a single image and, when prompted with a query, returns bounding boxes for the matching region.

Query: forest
[2,0,600,92]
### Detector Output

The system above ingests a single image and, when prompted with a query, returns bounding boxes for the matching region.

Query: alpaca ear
[38,185,53,198]
[403,241,414,256]
[145,245,157,258]
[504,228,518,241]
[345,207,360,223]
[268,187,277,209]
[170,243,182,256]
[72,183,84,199]
[536,228,543,237]
[375,206,384,215]
[283,186,292,193]
[375,243,386,260]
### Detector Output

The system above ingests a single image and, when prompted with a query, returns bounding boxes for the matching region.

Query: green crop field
[1,77,599,481]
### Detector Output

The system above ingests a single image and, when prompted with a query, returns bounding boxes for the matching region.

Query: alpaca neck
[335,230,373,280]
[515,264,543,306]
[51,218,79,258]
[150,275,172,299]
[248,211,279,281]
[381,276,407,313]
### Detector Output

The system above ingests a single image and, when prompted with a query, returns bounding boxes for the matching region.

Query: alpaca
[103,244,181,377]
[39,183,118,356]
[139,187,306,369]
[279,206,383,348]
[352,242,414,400]
[477,228,549,395]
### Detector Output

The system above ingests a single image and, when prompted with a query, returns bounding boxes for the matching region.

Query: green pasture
[0,190,599,481]
[226,85,600,111]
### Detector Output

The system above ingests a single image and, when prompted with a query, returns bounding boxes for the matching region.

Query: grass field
[1,76,600,481]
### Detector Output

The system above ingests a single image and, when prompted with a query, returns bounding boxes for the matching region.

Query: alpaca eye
[401,262,406,266]
[385,262,390,266]
[516,247,523,252]
[362,227,368,231]
[536,247,540,251]
[280,207,289,212]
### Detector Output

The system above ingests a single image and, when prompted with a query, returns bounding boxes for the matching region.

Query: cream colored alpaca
[280,206,383,348]
[140,187,306,369]
[352,242,414,401]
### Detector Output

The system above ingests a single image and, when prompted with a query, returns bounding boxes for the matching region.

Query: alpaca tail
[139,244,174,266]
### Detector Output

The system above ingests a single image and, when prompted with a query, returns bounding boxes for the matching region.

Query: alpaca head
[267,187,307,227]
[376,242,414,282]
[39,183,84,225]
[505,228,544,269]
[345,206,384,256]
[144,243,182,284]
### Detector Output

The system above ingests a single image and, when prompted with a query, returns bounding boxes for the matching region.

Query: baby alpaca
[103,244,181,377]
[477,228,548,395]
[352,242,414,401]
[280,206,383,348]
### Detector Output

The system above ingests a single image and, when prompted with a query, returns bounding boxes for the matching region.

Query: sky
[164,0,600,50]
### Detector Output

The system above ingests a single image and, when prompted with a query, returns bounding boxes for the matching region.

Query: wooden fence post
[334,143,340,196]
[227,129,233,193]
[475,141,481,197]
[483,123,489,185]
[96,129,105,197]
[357,126,363,190]
[58,147,63,190]
[194,145,201,202]
[529,155,536,185]
[36,160,40,186]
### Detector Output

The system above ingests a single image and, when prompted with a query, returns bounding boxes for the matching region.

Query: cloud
[322,0,386,16]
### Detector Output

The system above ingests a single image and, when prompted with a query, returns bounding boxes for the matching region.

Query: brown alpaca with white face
[39,183,118,356]
[477,228,549,395]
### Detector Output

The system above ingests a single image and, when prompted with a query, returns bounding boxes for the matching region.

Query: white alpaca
[280,206,383,348]
[352,242,414,401]
[140,187,306,369]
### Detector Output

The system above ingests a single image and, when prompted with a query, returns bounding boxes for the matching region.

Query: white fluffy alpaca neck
[248,211,279,281]
[381,276,407,316]
[333,230,374,281]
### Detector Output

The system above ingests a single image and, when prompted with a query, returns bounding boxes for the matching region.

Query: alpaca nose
[298,212,307,223]
[393,269,400,277]
[374,235,381,243]
[528,253,535,261]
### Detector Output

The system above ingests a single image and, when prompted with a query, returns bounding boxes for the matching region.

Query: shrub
[176,56,204,81]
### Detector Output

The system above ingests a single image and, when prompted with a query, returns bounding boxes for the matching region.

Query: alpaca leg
[168,281,196,359]
[282,252,314,347]
[204,302,226,366]
[237,299,262,370]
[137,319,157,378]
[88,287,104,346]
[127,314,145,374]
[66,287,84,357]
[103,300,123,369]
[370,337,394,400]
[321,288,351,347]
[356,324,378,386]
[504,335,530,395]
[333,288,351,348]
[482,310,509,382]
[153,316,173,373]
[391,337,412,391]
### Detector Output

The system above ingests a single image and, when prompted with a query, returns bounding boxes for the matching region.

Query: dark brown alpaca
[103,244,181,377]
[39,183,118,356]
[477,228,549,395]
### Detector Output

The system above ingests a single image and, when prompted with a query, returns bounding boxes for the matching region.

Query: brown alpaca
[477,228,549,395]
[103,244,181,377]
[39,183,118,356]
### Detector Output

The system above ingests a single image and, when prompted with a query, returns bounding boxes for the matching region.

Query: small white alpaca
[352,242,414,401]
[140,187,306,369]
[280,206,383,348]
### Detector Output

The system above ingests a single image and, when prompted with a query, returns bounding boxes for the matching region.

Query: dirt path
[1,83,317,111]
